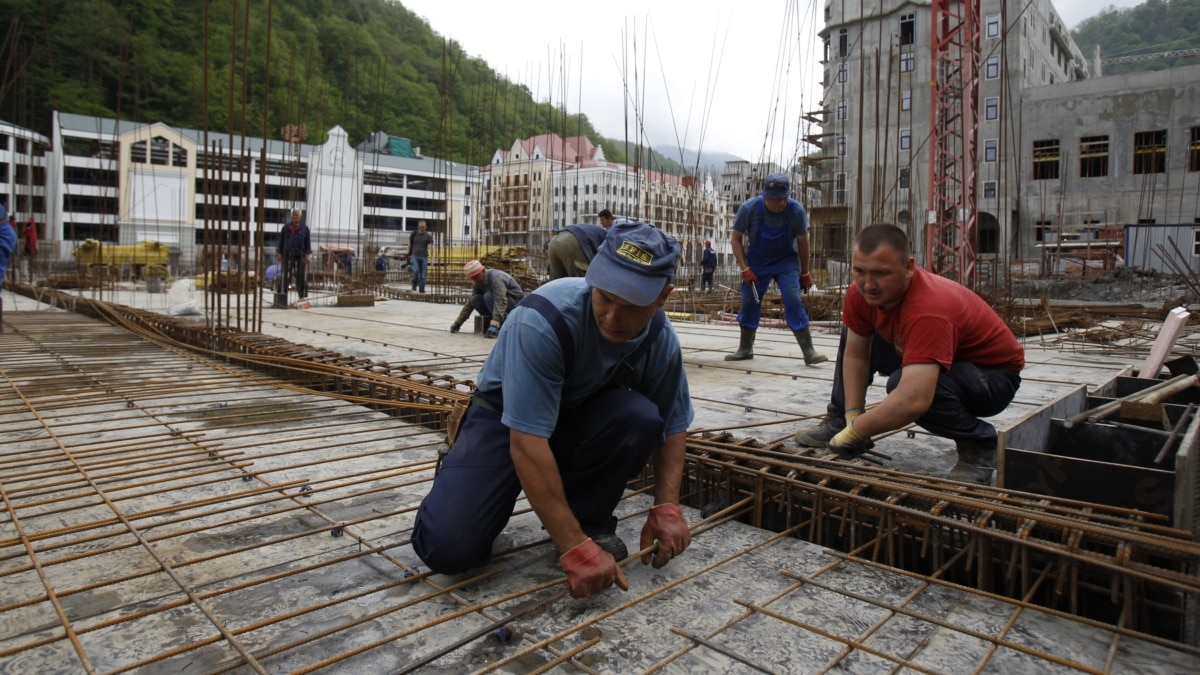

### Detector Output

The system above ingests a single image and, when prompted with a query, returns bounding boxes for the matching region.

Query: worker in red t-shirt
[793,224,1025,484]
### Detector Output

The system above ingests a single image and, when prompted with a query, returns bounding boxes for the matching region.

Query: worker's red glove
[639,503,691,568]
[559,538,629,598]
[741,269,758,283]
[800,272,814,292]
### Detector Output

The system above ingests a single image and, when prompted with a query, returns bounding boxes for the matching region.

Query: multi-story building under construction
[812,0,1090,278]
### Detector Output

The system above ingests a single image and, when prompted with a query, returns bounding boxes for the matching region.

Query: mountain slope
[1072,0,1200,75]
[0,0,694,175]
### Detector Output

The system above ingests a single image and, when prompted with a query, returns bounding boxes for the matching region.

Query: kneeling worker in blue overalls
[412,220,694,598]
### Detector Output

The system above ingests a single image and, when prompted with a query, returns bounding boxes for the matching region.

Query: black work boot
[725,328,756,361]
[794,414,844,448]
[793,328,828,365]
[592,533,628,561]
[946,439,997,485]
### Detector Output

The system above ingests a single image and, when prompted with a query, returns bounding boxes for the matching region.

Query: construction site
[1,263,1199,673]
[3,0,1200,671]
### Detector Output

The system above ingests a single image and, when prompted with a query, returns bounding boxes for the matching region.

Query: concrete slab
[5,285,1193,673]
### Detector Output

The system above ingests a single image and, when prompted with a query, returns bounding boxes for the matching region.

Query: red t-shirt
[843,268,1024,372]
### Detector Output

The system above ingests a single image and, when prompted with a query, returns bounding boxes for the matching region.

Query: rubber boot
[725,328,756,361]
[793,328,828,365]
[946,439,997,485]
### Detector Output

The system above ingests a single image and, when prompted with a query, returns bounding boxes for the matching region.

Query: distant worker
[276,209,312,301]
[4,214,16,283]
[450,260,525,338]
[546,223,609,280]
[413,220,693,599]
[407,220,433,293]
[793,224,1025,484]
[23,217,37,259]
[725,172,827,366]
[0,205,15,320]
[598,208,615,228]
[374,253,388,273]
[700,240,717,293]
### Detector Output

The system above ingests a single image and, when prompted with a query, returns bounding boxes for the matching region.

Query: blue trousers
[824,327,1020,444]
[411,387,666,574]
[737,261,811,331]
[410,255,428,292]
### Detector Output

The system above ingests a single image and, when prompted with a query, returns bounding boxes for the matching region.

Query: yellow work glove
[828,414,873,459]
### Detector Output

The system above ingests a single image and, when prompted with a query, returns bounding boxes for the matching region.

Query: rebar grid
[21,288,474,428]
[672,435,1200,642]
[3,310,1200,673]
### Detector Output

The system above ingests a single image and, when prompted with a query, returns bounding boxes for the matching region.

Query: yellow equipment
[73,239,171,280]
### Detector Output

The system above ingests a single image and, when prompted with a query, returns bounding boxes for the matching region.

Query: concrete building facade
[815,0,1090,273]
[0,120,50,235]
[718,160,792,218]
[1018,63,1200,265]
[43,112,477,270]
[482,133,729,269]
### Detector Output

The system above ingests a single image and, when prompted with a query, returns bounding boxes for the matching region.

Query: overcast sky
[400,0,1145,164]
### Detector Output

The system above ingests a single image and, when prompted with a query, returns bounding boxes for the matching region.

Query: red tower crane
[927,0,980,287]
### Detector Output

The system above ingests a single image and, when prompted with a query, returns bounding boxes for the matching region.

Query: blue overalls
[411,299,668,575]
[737,199,811,331]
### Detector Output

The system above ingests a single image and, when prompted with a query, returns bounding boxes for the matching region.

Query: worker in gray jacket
[451,260,525,338]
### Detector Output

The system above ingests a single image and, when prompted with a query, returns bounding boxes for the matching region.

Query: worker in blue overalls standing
[725,172,827,365]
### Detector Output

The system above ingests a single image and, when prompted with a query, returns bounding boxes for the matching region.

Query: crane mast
[927,0,980,287]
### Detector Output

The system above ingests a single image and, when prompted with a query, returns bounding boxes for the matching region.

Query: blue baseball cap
[762,172,791,199]
[586,219,681,306]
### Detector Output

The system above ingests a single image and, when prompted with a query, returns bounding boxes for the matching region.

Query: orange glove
[559,538,629,598]
[639,504,691,568]
[800,272,814,292]
[741,268,758,283]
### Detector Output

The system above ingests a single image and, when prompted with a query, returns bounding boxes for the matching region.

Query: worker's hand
[560,538,629,598]
[741,268,758,284]
[828,420,874,459]
[485,324,499,339]
[639,503,691,568]
[800,272,814,292]
[450,322,461,333]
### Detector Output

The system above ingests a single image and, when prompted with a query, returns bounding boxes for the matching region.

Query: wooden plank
[337,294,376,307]
[1004,448,1175,519]
[1175,414,1200,534]
[1138,306,1190,378]
[1092,365,1135,398]
[997,384,1087,488]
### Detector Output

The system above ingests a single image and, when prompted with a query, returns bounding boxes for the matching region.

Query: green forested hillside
[1072,0,1200,75]
[0,0,685,173]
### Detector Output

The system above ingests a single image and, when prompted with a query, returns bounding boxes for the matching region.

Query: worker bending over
[413,220,694,598]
